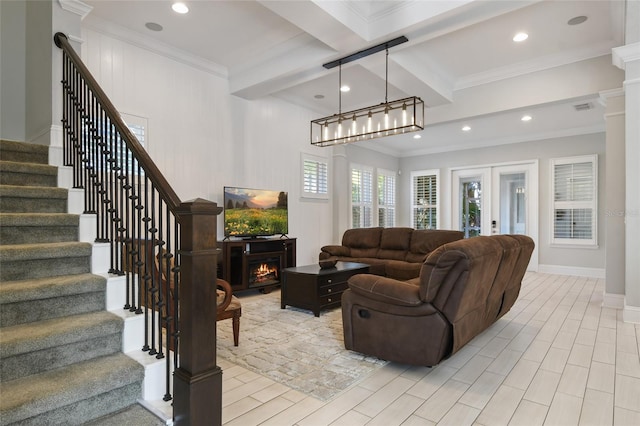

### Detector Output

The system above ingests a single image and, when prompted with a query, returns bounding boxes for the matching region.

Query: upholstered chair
[153,247,242,346]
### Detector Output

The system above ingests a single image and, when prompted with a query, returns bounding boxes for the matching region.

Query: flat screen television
[223,186,288,239]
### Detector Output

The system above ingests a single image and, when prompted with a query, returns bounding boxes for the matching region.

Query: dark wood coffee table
[281,261,369,317]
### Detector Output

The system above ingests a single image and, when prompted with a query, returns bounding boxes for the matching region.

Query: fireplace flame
[252,262,278,283]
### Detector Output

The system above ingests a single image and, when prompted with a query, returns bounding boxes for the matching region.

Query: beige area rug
[216,289,387,401]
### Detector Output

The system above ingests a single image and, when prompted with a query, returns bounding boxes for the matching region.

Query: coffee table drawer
[319,281,348,296]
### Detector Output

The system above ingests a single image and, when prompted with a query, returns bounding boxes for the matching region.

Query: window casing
[551,155,597,246]
[301,153,329,199]
[411,170,439,229]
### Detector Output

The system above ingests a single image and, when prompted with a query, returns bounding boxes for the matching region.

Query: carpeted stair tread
[0,160,58,187]
[0,213,79,244]
[0,184,67,199]
[0,311,122,358]
[0,184,68,213]
[0,212,78,227]
[0,241,91,262]
[0,273,106,326]
[0,353,144,425]
[0,273,105,303]
[0,140,48,164]
[85,404,166,425]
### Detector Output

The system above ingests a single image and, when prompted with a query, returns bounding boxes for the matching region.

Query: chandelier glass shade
[311,96,424,147]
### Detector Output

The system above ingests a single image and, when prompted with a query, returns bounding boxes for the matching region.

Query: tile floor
[218,272,640,425]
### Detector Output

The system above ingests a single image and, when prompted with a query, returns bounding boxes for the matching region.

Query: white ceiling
[82,0,625,157]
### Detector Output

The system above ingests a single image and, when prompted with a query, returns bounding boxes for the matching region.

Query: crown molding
[82,15,228,79]
[612,42,640,70]
[456,41,617,91]
[58,0,92,20]
[599,87,625,106]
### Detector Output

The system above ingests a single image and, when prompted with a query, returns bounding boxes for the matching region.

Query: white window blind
[377,169,396,227]
[84,113,147,175]
[551,155,597,245]
[411,171,438,229]
[351,165,373,228]
[301,154,329,199]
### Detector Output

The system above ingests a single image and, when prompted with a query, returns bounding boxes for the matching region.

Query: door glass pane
[499,172,526,234]
[460,178,481,238]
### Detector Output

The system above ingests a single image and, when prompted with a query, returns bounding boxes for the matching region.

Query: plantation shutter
[351,166,373,228]
[552,155,597,245]
[412,172,438,229]
[377,170,396,227]
[303,159,328,194]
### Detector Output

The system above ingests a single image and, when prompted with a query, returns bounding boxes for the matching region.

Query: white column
[613,40,640,323]
[332,145,349,243]
[599,89,625,308]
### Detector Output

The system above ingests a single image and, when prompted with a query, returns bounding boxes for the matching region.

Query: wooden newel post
[173,198,223,426]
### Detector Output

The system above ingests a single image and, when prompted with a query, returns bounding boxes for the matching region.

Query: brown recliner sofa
[319,227,464,280]
[341,234,534,366]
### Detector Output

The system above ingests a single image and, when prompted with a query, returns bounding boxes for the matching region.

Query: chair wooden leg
[232,313,240,346]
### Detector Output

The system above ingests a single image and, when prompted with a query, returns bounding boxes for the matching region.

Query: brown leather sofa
[341,234,535,366]
[319,227,464,280]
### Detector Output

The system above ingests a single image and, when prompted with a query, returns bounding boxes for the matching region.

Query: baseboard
[623,303,640,324]
[603,292,625,309]
[538,264,605,278]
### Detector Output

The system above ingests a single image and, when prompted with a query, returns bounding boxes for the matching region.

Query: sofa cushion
[346,258,386,276]
[342,227,382,248]
[384,260,422,281]
[406,230,464,263]
[348,274,423,306]
[377,227,412,261]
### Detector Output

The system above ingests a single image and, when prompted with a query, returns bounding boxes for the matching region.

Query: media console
[218,238,296,292]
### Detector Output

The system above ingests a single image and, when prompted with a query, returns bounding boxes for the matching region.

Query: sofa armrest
[320,245,350,257]
[348,274,422,307]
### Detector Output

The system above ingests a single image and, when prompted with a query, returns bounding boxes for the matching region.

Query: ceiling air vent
[573,102,593,111]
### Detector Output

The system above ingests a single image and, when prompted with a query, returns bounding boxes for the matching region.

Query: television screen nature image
[223,187,288,238]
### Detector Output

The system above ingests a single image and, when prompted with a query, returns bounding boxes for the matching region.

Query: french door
[452,162,538,270]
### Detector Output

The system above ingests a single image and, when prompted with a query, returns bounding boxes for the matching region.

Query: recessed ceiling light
[568,16,588,26]
[314,94,325,99]
[521,115,532,122]
[513,32,528,42]
[145,22,163,32]
[462,125,471,132]
[340,85,350,92]
[172,2,189,14]
[413,134,422,139]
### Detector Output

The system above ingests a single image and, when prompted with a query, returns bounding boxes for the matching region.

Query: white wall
[81,26,332,265]
[399,133,607,273]
[0,0,26,141]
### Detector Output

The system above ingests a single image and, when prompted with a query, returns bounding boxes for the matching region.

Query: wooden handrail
[54,32,182,215]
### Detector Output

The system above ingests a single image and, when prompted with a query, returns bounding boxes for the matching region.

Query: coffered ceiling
[82,0,626,156]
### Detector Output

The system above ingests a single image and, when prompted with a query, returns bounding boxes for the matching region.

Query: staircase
[0,140,164,425]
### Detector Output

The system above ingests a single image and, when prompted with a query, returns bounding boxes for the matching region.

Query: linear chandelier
[311,36,424,147]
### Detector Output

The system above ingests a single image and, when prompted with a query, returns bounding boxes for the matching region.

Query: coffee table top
[283,261,369,276]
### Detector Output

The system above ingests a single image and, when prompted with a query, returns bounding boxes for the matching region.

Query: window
[301,153,329,199]
[377,169,396,227]
[351,165,373,228]
[350,165,396,228]
[551,155,597,246]
[84,113,148,175]
[411,170,439,229]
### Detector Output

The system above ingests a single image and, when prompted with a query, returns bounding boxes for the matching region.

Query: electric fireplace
[247,253,282,288]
